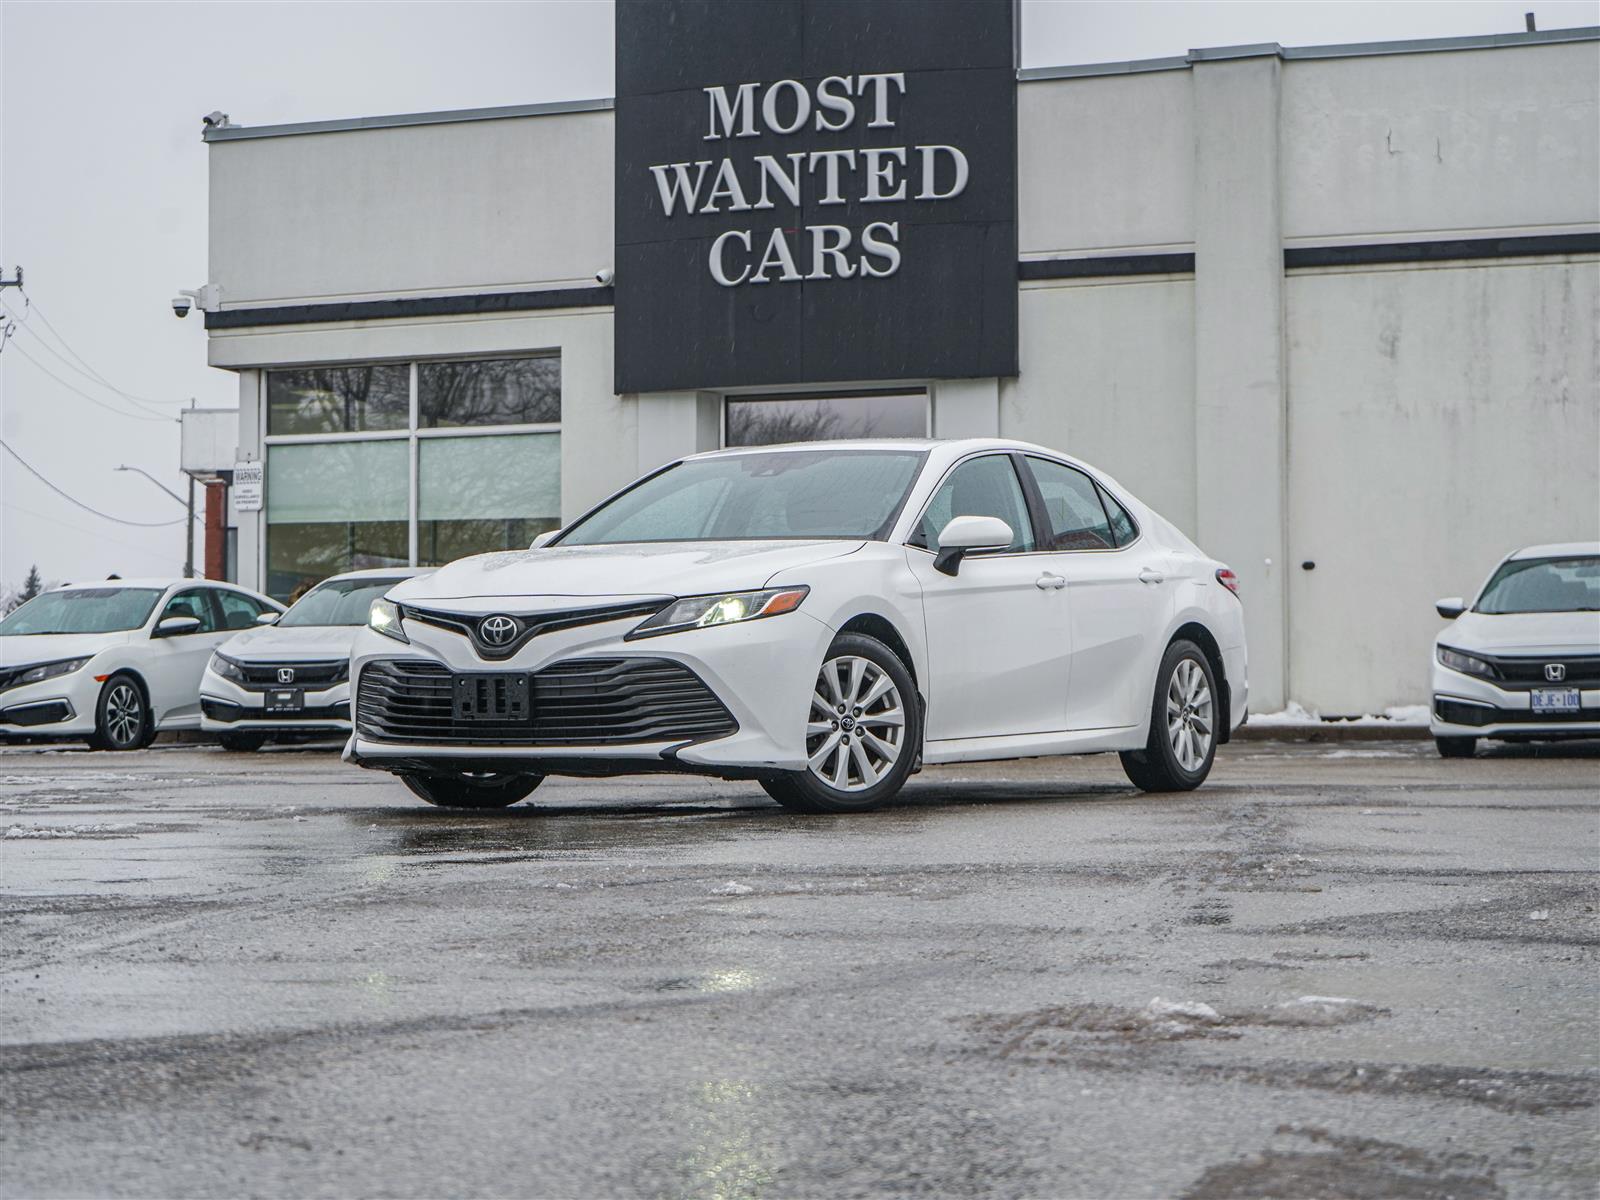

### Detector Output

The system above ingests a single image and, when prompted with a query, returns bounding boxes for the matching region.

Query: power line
[0,437,188,527]
[1,295,183,418]
[2,338,176,423]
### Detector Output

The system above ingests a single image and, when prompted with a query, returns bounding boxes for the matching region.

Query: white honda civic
[201,567,429,749]
[0,578,283,749]
[345,439,1248,811]
[1430,542,1600,756]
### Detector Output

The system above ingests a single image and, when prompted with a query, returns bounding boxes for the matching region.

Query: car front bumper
[199,669,352,733]
[343,607,838,778]
[1430,663,1600,739]
[0,668,101,738]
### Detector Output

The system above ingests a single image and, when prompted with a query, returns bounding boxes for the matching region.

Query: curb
[1235,723,1430,742]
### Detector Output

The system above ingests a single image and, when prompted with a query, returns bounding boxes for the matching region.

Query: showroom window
[724,390,927,448]
[263,355,561,600]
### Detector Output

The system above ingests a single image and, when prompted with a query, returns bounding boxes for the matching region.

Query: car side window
[214,589,268,630]
[1025,457,1115,551]
[159,588,221,634]
[1098,484,1139,547]
[913,455,1035,553]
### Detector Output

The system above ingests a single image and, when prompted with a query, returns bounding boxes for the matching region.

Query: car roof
[311,567,430,583]
[1507,542,1600,561]
[686,437,1082,463]
[53,577,192,591]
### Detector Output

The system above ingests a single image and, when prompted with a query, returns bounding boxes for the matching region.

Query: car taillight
[1216,568,1240,598]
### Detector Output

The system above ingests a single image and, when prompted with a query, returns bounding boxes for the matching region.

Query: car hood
[391,540,866,605]
[217,623,362,662]
[0,632,129,667]
[1439,610,1600,655]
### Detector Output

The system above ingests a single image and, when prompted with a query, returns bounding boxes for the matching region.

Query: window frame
[260,353,562,590]
[904,451,1046,558]
[1015,454,1142,554]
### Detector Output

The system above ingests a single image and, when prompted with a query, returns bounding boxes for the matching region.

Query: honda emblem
[1544,663,1566,683]
[277,667,295,684]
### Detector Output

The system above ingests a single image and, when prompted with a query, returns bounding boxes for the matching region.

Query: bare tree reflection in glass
[724,394,926,448]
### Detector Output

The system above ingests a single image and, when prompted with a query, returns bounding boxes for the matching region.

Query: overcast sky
[2,0,1595,587]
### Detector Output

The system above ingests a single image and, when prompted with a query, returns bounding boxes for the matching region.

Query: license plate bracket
[265,688,304,713]
[453,673,531,723]
[1531,687,1581,714]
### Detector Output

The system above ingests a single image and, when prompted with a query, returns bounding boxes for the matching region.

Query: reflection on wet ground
[1,740,1597,1198]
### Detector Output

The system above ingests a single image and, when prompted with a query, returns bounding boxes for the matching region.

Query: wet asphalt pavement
[1,739,1597,1199]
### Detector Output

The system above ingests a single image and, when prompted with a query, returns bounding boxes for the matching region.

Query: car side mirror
[529,531,558,550]
[1435,597,1467,620]
[154,615,203,638]
[934,515,1014,576]
[255,611,281,625]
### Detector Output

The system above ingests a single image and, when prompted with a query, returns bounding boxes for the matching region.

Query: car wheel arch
[1165,621,1230,744]
[836,612,918,685]
[105,668,156,727]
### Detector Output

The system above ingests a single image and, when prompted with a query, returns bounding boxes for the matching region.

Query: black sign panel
[614,0,1018,394]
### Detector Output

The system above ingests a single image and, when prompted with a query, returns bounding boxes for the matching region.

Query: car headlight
[7,656,91,690]
[208,652,248,684]
[368,597,409,644]
[628,587,809,639]
[1437,645,1497,679]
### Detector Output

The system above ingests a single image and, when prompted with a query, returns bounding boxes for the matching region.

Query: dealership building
[197,6,1599,716]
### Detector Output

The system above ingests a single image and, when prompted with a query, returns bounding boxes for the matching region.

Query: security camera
[171,295,193,319]
[595,267,614,286]
[201,111,230,130]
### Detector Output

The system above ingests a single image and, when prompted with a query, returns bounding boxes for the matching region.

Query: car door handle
[1035,573,1067,590]
[1138,568,1165,585]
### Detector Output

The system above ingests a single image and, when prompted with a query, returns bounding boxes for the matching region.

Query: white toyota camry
[1431,542,1600,756]
[0,578,283,749]
[201,567,429,750]
[345,439,1248,811]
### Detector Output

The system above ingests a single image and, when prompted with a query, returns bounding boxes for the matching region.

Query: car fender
[764,547,929,688]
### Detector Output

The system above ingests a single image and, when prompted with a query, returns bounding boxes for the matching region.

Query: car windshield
[1476,556,1600,614]
[279,578,410,627]
[557,449,926,545]
[0,587,164,635]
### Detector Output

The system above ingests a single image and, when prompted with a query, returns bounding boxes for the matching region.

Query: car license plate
[265,688,304,713]
[1531,687,1580,714]
[452,673,531,723]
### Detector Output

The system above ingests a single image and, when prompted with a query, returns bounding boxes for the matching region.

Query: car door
[905,453,1072,740]
[144,587,228,724]
[1021,456,1174,731]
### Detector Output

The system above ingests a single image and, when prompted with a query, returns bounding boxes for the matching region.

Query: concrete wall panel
[1283,43,1600,241]
[1286,258,1600,713]
[208,111,614,305]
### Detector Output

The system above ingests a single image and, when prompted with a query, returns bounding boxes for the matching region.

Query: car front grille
[234,659,348,689]
[203,698,351,723]
[1478,654,1600,689]
[356,657,737,746]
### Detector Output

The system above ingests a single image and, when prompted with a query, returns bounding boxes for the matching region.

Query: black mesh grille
[356,658,736,746]
[1480,654,1600,689]
[1434,698,1598,727]
[203,698,351,723]
[235,659,348,688]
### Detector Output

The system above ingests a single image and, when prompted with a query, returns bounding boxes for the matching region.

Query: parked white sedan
[201,567,429,749]
[345,439,1248,811]
[0,578,283,749]
[1431,542,1600,756]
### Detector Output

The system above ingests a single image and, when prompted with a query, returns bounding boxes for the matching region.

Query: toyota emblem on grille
[277,667,295,684]
[1545,663,1567,682]
[480,615,519,647]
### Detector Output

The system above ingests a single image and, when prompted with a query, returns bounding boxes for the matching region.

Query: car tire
[218,732,266,752]
[1435,735,1477,759]
[400,771,544,808]
[1120,639,1219,792]
[760,632,921,814]
[89,673,152,752]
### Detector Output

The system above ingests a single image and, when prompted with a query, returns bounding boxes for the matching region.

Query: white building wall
[1287,256,1600,712]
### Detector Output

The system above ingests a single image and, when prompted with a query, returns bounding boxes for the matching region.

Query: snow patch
[1249,702,1430,727]
[712,880,754,896]
[1144,997,1222,1024]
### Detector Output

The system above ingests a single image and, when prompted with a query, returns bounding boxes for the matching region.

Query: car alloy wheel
[1166,657,1214,772]
[806,653,907,792]
[97,678,147,751]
